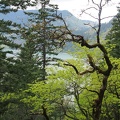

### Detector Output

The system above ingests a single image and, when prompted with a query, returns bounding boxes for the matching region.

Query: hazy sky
[49,0,119,22]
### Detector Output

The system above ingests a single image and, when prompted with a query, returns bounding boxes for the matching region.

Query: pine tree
[19,1,67,119]
[106,6,120,58]
[0,0,35,13]
[0,0,37,117]
[0,3,20,113]
[15,36,43,88]
[23,0,65,81]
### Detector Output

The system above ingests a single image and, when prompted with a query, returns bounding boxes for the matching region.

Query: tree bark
[42,106,49,120]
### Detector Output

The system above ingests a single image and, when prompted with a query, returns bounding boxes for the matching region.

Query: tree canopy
[106,5,120,58]
[0,0,120,120]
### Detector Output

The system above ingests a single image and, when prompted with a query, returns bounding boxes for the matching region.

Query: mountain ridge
[0,10,112,40]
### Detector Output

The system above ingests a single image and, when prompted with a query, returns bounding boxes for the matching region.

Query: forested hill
[0,10,112,40]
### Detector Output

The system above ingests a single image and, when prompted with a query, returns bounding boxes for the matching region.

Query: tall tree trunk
[92,76,108,120]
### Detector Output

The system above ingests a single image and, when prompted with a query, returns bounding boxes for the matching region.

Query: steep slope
[57,10,96,37]
[0,10,95,35]
[0,10,112,45]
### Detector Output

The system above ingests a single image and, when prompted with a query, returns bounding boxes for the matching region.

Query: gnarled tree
[56,0,113,119]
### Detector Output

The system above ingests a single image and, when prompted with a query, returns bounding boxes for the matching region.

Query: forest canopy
[0,0,120,120]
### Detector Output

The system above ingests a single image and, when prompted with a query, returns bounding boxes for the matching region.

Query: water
[5,49,73,60]
[53,52,73,60]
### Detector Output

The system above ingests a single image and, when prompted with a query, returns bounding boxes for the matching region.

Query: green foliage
[0,11,21,118]
[46,43,119,120]
[0,0,38,118]
[1,0,66,119]
[19,41,119,120]
[100,57,120,120]
[0,1,119,120]
[0,0,36,13]
[22,73,67,119]
[22,2,67,82]
[106,6,120,58]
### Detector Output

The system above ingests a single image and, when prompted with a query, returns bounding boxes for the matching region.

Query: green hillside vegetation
[0,0,119,120]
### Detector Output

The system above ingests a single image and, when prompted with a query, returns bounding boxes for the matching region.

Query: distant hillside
[0,10,112,40]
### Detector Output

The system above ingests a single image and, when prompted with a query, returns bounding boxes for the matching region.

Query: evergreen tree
[20,1,66,119]
[23,0,65,81]
[0,0,35,13]
[15,35,43,88]
[106,5,120,58]
[0,5,20,117]
[0,0,66,119]
[0,0,37,118]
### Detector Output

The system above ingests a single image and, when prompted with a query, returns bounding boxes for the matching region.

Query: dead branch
[84,23,97,32]
[101,15,114,20]
[80,7,98,16]
[82,11,99,20]
[91,0,99,7]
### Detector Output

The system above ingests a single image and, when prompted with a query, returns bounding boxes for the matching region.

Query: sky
[48,0,120,22]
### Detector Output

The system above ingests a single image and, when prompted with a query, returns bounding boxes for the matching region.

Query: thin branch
[91,0,99,7]
[64,61,95,75]
[85,87,99,95]
[100,0,103,7]
[80,7,98,16]
[101,15,114,20]
[84,23,97,32]
[56,15,84,43]
[102,1,107,7]
[82,11,98,20]
[60,103,79,120]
